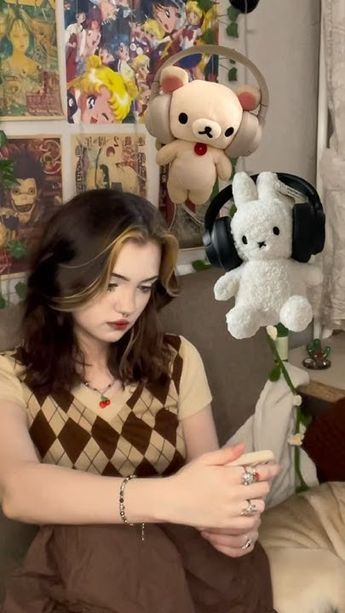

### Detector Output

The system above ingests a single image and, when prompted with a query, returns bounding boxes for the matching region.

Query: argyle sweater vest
[21,335,186,477]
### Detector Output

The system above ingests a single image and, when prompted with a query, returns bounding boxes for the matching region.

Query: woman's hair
[20,189,179,394]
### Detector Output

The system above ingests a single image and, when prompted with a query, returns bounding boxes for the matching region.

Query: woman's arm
[0,400,170,525]
[0,400,279,530]
[181,404,219,461]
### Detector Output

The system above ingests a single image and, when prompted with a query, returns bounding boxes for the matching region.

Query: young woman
[0,189,279,612]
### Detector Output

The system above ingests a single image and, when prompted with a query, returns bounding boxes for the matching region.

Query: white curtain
[316,0,345,331]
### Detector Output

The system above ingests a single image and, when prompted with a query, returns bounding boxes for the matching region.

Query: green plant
[0,129,27,308]
[0,130,16,188]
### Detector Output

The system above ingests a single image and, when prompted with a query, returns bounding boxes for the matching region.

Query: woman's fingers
[202,529,258,558]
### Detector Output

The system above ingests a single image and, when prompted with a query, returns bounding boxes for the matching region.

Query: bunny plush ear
[256,172,280,201]
[160,66,189,93]
[232,172,257,207]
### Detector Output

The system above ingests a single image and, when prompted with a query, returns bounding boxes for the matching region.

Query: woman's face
[72,240,161,349]
[10,20,29,52]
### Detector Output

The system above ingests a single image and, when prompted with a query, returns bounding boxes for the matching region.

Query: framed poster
[64,0,219,124]
[71,132,147,196]
[0,137,62,277]
[0,0,63,119]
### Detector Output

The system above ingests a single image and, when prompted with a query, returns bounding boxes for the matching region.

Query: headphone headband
[149,44,269,124]
[204,172,322,235]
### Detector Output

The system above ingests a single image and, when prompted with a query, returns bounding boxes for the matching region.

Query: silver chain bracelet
[119,474,145,541]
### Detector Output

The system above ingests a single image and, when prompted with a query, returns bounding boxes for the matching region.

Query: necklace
[83,379,115,409]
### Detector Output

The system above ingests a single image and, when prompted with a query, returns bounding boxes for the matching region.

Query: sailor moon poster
[64,0,219,124]
[0,0,63,119]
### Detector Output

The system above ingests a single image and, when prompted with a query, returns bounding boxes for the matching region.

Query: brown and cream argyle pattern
[20,335,187,478]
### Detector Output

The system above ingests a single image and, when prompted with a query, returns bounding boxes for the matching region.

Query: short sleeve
[0,354,26,409]
[178,336,212,420]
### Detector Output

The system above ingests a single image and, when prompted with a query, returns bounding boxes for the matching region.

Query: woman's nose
[114,287,136,315]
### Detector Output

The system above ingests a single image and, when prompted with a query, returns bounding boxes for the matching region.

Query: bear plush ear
[160,66,189,94]
[232,171,258,206]
[234,85,261,111]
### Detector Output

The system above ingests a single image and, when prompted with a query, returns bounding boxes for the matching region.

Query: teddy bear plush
[214,171,323,339]
[153,66,262,206]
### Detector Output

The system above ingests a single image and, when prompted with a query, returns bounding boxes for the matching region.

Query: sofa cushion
[159,268,273,444]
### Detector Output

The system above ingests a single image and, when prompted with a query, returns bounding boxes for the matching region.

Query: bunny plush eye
[273,226,280,235]
[242,235,248,245]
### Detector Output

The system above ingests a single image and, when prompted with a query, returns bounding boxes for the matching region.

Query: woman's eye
[87,95,96,109]
[107,283,118,292]
[139,285,153,294]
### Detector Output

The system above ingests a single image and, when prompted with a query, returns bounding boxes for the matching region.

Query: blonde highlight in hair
[50,226,179,311]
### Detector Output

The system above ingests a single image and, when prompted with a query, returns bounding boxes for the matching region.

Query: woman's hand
[200,519,261,558]
[163,445,280,530]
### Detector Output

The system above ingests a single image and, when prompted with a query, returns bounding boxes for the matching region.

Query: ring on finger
[241,537,253,550]
[241,499,257,517]
[241,465,259,486]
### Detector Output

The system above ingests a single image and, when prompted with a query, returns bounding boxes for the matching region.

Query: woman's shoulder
[0,348,24,376]
[0,349,27,407]
[163,333,202,361]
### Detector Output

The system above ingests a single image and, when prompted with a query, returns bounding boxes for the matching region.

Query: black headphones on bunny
[203,173,325,271]
[145,44,269,159]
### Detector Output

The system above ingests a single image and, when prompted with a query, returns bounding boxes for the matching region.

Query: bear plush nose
[258,241,266,248]
[192,118,221,140]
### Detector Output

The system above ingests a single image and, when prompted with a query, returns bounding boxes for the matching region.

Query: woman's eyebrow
[110,273,159,283]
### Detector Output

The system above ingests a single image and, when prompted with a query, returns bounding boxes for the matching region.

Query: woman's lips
[107,321,130,330]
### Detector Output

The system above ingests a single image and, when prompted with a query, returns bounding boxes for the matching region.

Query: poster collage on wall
[0,0,219,305]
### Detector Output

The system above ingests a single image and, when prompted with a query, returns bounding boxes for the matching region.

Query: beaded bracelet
[119,474,145,541]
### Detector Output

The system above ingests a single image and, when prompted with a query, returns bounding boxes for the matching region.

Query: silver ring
[241,537,253,550]
[241,466,259,486]
[240,499,257,517]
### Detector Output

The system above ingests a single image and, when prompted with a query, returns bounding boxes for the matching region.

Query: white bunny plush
[214,171,323,339]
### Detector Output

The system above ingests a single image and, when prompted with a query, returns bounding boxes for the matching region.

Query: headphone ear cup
[225,112,262,159]
[292,203,315,262]
[144,95,174,144]
[210,217,242,271]
[312,206,326,255]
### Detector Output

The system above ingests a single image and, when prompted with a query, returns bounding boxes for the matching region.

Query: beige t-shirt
[0,335,212,422]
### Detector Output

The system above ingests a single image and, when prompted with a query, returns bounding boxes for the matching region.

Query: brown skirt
[2,523,275,613]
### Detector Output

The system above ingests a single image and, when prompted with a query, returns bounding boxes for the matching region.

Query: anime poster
[0,0,63,119]
[72,133,147,196]
[0,137,62,277]
[64,0,219,124]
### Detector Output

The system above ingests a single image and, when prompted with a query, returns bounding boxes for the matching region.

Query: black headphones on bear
[203,173,325,271]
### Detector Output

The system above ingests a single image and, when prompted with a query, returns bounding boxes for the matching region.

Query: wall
[237,0,321,181]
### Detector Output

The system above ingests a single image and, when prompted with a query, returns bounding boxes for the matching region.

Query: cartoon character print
[63,0,219,123]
